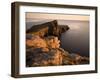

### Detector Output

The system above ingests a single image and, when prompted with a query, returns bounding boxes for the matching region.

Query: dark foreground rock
[26,48,63,67]
[26,47,89,67]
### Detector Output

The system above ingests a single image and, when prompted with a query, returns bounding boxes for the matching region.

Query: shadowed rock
[26,48,63,67]
[26,20,69,37]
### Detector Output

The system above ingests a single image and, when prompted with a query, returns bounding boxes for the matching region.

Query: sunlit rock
[26,20,89,67]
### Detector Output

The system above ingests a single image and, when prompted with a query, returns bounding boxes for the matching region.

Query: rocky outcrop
[26,20,89,67]
[26,35,89,67]
[26,20,69,37]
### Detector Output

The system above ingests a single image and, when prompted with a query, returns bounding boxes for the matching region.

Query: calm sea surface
[59,20,89,57]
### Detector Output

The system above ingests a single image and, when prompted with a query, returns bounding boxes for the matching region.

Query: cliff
[26,35,89,67]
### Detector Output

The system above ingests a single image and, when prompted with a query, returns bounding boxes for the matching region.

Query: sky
[26,12,89,22]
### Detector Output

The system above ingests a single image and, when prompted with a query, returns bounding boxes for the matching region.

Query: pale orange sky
[26,12,89,22]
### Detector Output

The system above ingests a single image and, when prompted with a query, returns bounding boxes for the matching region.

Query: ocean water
[59,20,89,57]
[26,20,89,57]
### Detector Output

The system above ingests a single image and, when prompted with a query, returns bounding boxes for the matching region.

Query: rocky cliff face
[26,20,89,67]
[26,35,89,67]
